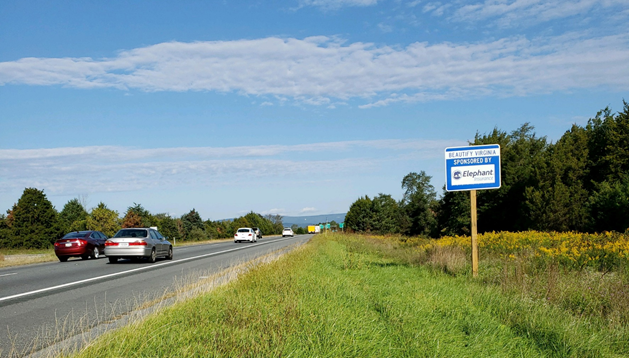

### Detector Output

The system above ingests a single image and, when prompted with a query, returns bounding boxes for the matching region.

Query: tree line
[346,102,629,236]
[0,190,285,249]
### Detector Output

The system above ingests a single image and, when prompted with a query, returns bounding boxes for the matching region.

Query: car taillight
[77,239,87,246]
[105,240,118,246]
[129,240,147,246]
[248,234,252,236]
[54,242,61,247]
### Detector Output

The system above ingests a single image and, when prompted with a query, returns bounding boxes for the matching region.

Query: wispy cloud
[1,34,628,106]
[0,139,462,195]
[446,0,629,26]
[298,0,378,10]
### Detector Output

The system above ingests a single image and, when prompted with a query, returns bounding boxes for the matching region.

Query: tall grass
[69,233,628,357]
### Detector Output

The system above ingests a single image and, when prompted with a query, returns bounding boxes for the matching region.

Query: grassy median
[71,233,628,357]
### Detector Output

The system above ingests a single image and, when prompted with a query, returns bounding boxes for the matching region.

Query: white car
[282,228,294,237]
[234,227,257,243]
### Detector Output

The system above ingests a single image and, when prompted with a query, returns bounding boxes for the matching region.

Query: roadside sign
[319,224,324,230]
[339,222,344,229]
[326,224,330,229]
[445,144,501,192]
[445,144,501,278]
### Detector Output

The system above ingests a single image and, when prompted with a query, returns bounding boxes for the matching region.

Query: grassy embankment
[71,232,629,357]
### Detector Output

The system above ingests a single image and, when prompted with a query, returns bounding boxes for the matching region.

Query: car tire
[147,249,156,263]
[92,247,100,259]
[166,246,173,260]
[81,254,89,260]
[108,256,118,263]
[58,256,68,262]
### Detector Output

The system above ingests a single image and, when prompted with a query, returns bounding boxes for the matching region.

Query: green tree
[154,213,179,241]
[230,217,251,235]
[436,190,470,236]
[181,209,204,241]
[0,214,11,248]
[245,212,275,235]
[10,188,64,249]
[59,198,88,232]
[86,203,120,237]
[345,196,373,232]
[263,214,284,234]
[588,177,629,233]
[474,123,548,232]
[525,124,590,231]
[371,194,399,234]
[401,171,437,237]
[586,102,629,186]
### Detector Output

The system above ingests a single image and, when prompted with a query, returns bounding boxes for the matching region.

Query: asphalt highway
[0,234,312,357]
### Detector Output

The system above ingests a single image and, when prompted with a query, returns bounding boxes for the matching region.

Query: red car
[54,231,108,262]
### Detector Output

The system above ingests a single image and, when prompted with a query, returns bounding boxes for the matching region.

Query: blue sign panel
[445,144,501,192]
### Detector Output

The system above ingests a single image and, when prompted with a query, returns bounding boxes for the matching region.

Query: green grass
[71,234,628,357]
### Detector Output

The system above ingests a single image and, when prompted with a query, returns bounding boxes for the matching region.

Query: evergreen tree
[59,198,88,232]
[153,213,179,241]
[181,209,204,240]
[525,125,589,231]
[474,123,547,232]
[371,194,400,234]
[401,171,437,237]
[0,214,10,248]
[345,196,373,232]
[588,176,629,233]
[586,101,629,186]
[11,188,64,249]
[436,190,470,236]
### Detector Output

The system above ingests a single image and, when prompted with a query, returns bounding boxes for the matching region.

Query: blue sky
[1,0,628,220]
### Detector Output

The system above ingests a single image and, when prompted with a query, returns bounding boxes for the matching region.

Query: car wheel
[108,256,118,263]
[81,254,89,260]
[147,249,157,263]
[58,256,68,262]
[92,247,100,259]
[166,246,173,260]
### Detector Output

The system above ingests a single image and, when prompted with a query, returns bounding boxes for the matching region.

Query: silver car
[105,228,173,263]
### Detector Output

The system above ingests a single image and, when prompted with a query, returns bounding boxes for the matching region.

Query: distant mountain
[282,213,346,228]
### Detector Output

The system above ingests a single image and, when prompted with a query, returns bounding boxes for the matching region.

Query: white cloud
[0,139,462,195]
[449,0,629,26]
[300,207,318,213]
[261,208,286,215]
[1,34,628,106]
[298,0,378,10]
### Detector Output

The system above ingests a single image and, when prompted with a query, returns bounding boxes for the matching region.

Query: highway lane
[0,234,312,357]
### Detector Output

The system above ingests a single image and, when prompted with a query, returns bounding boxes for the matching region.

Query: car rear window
[62,232,90,239]
[114,229,148,238]
[237,229,250,233]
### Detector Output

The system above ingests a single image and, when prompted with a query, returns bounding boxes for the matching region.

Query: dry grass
[426,245,469,275]
[0,252,58,268]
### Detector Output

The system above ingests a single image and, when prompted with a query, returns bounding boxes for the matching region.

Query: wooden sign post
[445,144,501,278]
[470,190,478,277]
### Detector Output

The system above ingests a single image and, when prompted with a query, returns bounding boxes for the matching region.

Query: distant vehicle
[54,230,108,262]
[105,228,173,263]
[307,225,320,234]
[252,227,262,239]
[282,228,294,237]
[234,228,257,243]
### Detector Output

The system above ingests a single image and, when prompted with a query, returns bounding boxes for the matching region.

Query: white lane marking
[0,236,304,303]
[0,273,17,278]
